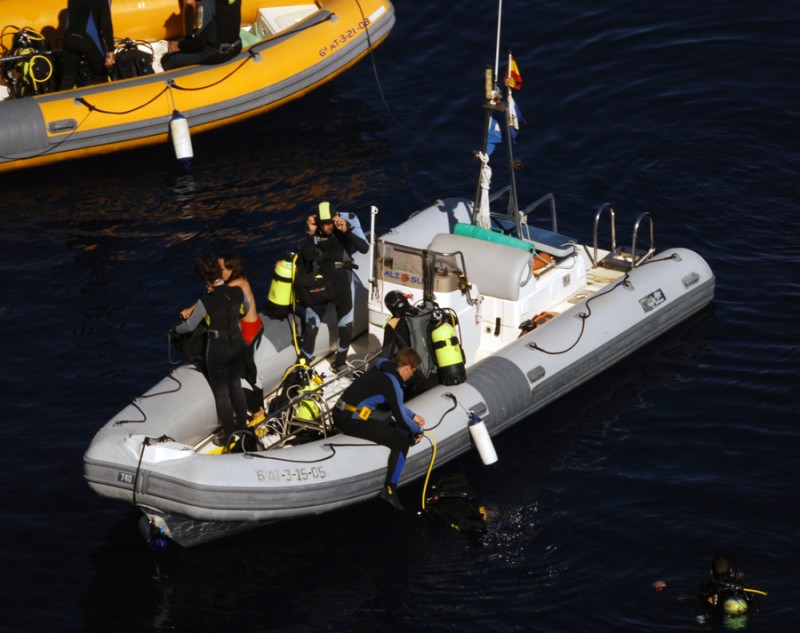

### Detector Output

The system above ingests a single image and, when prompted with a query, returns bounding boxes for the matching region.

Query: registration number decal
[319,19,372,57]
[639,289,666,312]
[256,467,327,482]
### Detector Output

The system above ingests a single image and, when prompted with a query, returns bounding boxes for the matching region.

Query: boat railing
[593,203,617,267]
[520,192,559,235]
[485,189,560,239]
[593,203,655,270]
[629,212,655,267]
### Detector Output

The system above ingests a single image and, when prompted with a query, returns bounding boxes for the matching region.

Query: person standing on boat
[174,253,250,445]
[219,251,264,420]
[332,347,426,511]
[297,202,369,371]
[59,0,115,90]
[181,251,265,421]
[161,0,242,70]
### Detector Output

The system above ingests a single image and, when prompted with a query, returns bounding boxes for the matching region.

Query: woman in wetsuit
[175,253,250,443]
[219,251,264,418]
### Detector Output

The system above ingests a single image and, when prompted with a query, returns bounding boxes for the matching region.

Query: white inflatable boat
[83,66,715,548]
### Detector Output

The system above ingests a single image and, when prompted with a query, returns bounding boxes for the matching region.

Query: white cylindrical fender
[468,411,498,465]
[169,110,193,168]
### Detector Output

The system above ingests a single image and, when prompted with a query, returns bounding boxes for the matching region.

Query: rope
[113,372,185,425]
[528,253,680,356]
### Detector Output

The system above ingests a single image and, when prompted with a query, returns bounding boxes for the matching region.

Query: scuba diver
[654,554,767,624]
[332,347,426,511]
[60,0,115,89]
[699,554,762,619]
[161,0,243,70]
[173,253,250,445]
[296,201,369,371]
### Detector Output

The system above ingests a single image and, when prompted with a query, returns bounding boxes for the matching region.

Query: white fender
[468,411,498,465]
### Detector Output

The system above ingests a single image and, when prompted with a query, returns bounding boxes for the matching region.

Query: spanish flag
[506,54,522,90]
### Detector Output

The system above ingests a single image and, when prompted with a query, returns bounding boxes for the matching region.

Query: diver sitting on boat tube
[162,0,242,70]
[333,347,426,511]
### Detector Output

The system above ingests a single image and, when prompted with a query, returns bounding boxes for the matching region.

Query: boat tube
[0,0,395,172]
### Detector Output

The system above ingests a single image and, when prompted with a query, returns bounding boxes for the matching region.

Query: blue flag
[486,116,502,155]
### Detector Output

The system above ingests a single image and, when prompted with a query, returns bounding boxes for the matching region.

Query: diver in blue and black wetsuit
[60,0,115,89]
[332,348,426,510]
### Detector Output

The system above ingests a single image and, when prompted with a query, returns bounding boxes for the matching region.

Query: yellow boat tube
[0,0,395,172]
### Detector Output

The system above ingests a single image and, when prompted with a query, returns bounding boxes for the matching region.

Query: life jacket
[402,302,437,379]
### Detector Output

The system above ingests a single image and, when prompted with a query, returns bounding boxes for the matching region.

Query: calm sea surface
[1,1,798,631]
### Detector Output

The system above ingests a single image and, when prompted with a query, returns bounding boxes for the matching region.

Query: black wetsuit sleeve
[98,0,114,50]
[175,299,207,334]
[344,224,369,254]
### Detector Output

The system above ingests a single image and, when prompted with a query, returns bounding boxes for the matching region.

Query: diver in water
[698,554,756,618]
[654,554,766,623]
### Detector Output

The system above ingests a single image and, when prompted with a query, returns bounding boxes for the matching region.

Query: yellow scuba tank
[265,256,295,319]
[294,372,324,421]
[431,314,466,385]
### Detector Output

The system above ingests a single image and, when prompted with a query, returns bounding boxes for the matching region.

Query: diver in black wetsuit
[60,0,115,89]
[332,348,426,510]
[174,253,250,443]
[698,554,757,617]
[161,0,243,70]
[297,202,369,370]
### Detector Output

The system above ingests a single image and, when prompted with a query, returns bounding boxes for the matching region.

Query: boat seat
[429,233,533,301]
[526,226,576,259]
[488,217,576,258]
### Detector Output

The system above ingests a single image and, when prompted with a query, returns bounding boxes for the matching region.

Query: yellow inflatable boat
[0,0,395,172]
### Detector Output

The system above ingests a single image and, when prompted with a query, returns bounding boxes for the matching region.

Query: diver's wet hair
[195,253,222,285]
[220,251,246,281]
[394,347,421,369]
[711,554,731,579]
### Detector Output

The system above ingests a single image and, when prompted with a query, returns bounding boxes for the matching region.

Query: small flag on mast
[486,116,502,155]
[505,54,522,90]
[507,92,522,140]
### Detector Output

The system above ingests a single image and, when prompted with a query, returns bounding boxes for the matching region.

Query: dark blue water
[1,1,798,631]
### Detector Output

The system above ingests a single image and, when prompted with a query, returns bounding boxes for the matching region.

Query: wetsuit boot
[378,484,404,511]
